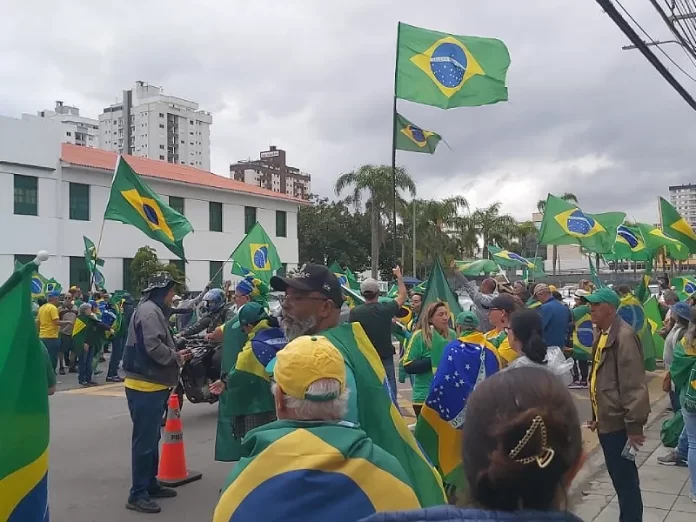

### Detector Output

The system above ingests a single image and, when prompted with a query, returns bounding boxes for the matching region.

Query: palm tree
[473,202,518,258]
[537,192,578,275]
[335,165,416,278]
[412,197,468,272]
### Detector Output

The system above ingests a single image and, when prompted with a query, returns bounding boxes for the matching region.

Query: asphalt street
[47,356,665,521]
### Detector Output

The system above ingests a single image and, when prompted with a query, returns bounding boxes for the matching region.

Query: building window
[169,259,186,278]
[160,155,165,160]
[159,113,165,117]
[70,257,91,294]
[69,183,90,221]
[160,144,165,149]
[169,196,185,215]
[244,206,257,234]
[14,254,35,266]
[66,131,72,137]
[276,210,287,237]
[181,140,185,144]
[209,202,223,232]
[14,174,38,216]
[122,258,135,294]
[209,261,223,288]
[159,124,165,129]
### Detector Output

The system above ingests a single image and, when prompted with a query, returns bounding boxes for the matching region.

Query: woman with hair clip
[362,366,586,522]
[506,310,573,384]
[403,301,456,417]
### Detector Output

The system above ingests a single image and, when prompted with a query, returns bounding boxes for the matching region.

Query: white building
[33,101,100,148]
[99,81,212,171]
[669,183,696,228]
[0,114,302,293]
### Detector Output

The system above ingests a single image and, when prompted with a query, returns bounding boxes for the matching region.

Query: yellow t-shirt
[124,378,169,393]
[590,331,610,418]
[38,303,60,339]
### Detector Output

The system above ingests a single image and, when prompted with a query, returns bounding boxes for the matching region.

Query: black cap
[271,263,343,308]
[142,271,180,293]
[489,294,517,313]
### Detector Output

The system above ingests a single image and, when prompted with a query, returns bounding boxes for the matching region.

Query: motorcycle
[163,338,221,424]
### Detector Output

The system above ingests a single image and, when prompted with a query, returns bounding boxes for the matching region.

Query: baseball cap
[270,336,346,401]
[584,288,621,308]
[456,311,480,329]
[360,278,380,295]
[574,289,590,298]
[270,263,343,308]
[671,301,692,322]
[533,283,550,295]
[48,291,61,298]
[238,301,269,327]
[489,294,517,313]
[548,284,558,292]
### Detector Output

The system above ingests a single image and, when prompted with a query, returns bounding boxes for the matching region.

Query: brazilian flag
[537,194,625,254]
[488,245,535,270]
[671,276,696,301]
[395,113,442,154]
[572,304,593,360]
[396,22,510,109]
[0,261,50,521]
[644,297,665,360]
[104,157,193,260]
[659,197,696,253]
[618,294,656,371]
[230,222,282,285]
[213,420,421,521]
[323,323,446,506]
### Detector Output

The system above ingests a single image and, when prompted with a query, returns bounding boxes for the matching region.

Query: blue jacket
[538,299,571,348]
[361,507,583,522]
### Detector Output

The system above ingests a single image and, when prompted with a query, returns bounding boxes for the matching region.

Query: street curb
[567,388,670,503]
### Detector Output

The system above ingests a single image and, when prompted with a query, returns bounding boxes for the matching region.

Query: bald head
[481,278,497,294]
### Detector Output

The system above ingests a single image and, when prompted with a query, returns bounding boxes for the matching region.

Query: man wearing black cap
[271,263,345,341]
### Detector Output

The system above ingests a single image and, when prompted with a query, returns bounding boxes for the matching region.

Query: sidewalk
[572,402,694,521]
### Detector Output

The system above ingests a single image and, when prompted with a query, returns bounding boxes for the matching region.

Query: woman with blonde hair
[404,301,456,417]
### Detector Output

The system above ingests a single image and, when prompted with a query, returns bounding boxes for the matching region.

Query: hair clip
[508,415,556,469]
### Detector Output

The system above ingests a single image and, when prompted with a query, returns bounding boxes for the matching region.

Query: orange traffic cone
[157,393,202,487]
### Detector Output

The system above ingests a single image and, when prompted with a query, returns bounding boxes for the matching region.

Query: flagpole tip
[35,251,50,263]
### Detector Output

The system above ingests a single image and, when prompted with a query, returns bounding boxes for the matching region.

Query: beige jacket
[592,315,650,435]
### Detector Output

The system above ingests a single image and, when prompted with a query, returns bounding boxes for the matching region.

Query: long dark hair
[462,367,583,511]
[509,310,547,365]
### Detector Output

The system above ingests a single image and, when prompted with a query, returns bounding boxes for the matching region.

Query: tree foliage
[129,246,187,295]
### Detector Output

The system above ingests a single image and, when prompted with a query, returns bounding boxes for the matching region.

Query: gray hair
[273,378,349,421]
[79,303,92,314]
[663,289,679,305]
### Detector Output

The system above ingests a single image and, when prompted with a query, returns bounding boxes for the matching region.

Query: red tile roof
[61,143,307,204]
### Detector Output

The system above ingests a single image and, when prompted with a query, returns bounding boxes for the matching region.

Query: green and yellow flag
[83,236,106,290]
[659,197,696,253]
[0,261,50,521]
[670,276,696,301]
[322,323,446,506]
[423,258,463,324]
[451,258,498,276]
[329,261,360,290]
[636,223,689,260]
[396,22,510,109]
[537,194,625,254]
[104,157,193,260]
[644,296,665,360]
[606,224,650,261]
[572,304,593,360]
[395,113,442,153]
[230,222,282,285]
[488,245,535,269]
[618,293,656,371]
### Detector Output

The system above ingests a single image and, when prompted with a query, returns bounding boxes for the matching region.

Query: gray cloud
[1,0,695,225]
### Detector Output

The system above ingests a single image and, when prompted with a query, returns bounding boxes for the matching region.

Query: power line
[594,0,696,110]
[614,0,696,82]
[651,0,696,67]
[674,0,696,48]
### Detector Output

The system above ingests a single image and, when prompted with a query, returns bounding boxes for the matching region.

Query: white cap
[574,289,590,298]
[173,295,182,301]
[360,278,380,294]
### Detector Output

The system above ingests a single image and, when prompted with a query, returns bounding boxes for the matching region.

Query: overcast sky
[2,0,696,223]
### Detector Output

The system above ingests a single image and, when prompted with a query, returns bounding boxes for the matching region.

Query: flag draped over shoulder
[415,339,499,487]
[0,262,50,522]
[572,304,593,360]
[396,22,510,109]
[395,113,442,154]
[212,421,421,522]
[644,297,665,360]
[537,194,625,254]
[423,258,463,322]
[104,156,193,260]
[618,294,656,371]
[322,323,446,506]
[451,259,498,276]
[488,245,535,269]
[659,197,696,253]
[230,222,282,285]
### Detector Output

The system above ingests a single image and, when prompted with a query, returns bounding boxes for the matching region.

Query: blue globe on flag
[31,276,43,295]
[142,203,160,225]
[617,226,639,248]
[566,210,596,236]
[430,42,466,88]
[407,125,426,144]
[253,246,269,270]
[575,319,594,352]
[618,304,645,333]
[686,282,696,294]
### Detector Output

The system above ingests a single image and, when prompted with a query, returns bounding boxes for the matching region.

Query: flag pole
[412,198,417,277]
[391,22,401,266]
[90,156,121,293]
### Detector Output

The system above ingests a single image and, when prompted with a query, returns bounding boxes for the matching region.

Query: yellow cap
[548,285,557,292]
[274,336,346,402]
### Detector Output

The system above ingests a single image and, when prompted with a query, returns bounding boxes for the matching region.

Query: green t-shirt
[404,328,456,404]
[43,342,56,389]
[349,300,400,359]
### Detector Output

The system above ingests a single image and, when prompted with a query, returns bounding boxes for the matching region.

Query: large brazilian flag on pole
[0,260,50,521]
